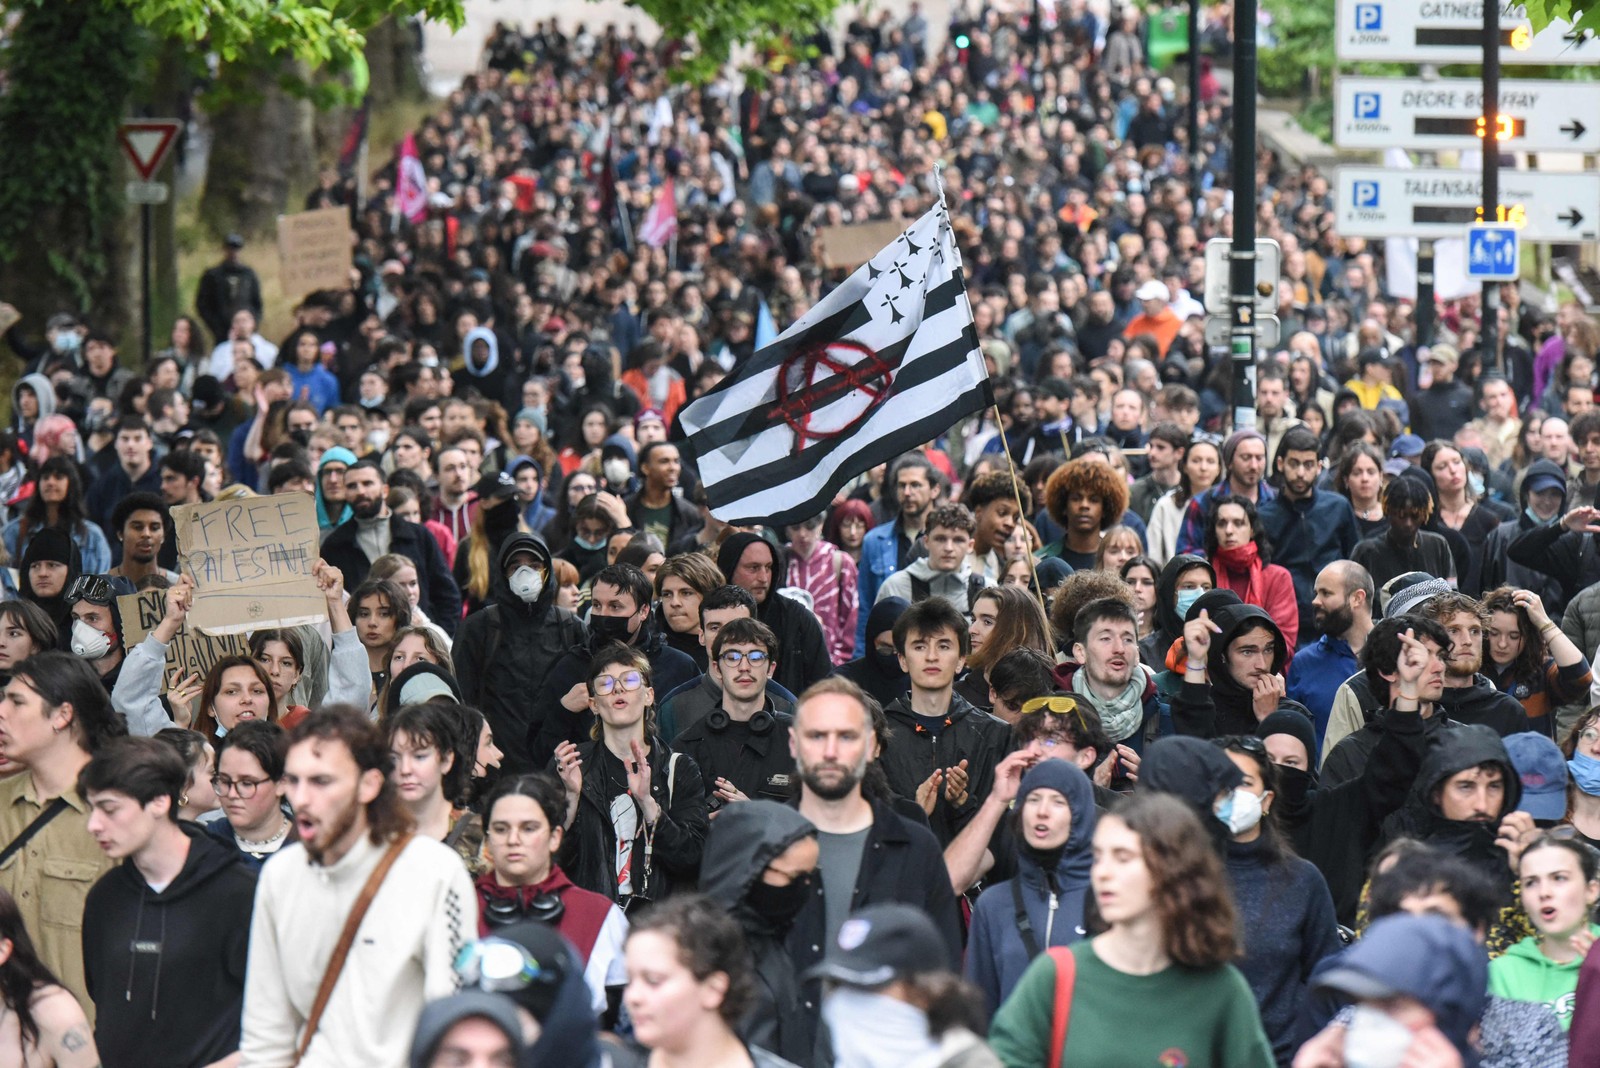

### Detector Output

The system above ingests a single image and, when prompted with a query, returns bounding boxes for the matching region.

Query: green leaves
[625,0,844,84]
[1522,0,1600,38]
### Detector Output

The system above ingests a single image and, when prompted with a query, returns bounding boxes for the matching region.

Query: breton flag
[681,204,991,526]
[639,178,678,248]
[396,133,429,223]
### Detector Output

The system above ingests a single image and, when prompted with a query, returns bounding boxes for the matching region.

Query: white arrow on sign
[1335,77,1600,153]
[1337,0,1600,64]
[1335,166,1600,242]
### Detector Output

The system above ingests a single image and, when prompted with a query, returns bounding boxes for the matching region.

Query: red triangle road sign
[118,120,183,181]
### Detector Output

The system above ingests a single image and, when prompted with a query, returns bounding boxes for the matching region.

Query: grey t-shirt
[816,827,871,948]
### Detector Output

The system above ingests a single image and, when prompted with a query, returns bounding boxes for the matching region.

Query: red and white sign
[118,120,183,181]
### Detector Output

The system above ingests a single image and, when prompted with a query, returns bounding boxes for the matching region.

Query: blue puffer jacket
[964,759,1097,1018]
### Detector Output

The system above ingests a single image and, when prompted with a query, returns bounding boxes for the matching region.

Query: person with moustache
[1285,562,1375,748]
[1176,428,1276,555]
[319,460,462,634]
[1054,596,1164,754]
[239,707,476,1068]
[1257,427,1360,644]
[784,677,961,1061]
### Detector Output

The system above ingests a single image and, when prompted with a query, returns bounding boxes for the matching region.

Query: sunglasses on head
[66,574,115,607]
[1020,694,1090,734]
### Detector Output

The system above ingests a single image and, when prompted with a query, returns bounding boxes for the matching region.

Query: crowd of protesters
[1,1,1600,1066]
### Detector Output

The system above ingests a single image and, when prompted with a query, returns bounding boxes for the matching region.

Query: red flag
[639,178,677,249]
[396,133,428,223]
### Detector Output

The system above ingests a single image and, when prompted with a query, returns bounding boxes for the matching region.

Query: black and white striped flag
[681,204,991,526]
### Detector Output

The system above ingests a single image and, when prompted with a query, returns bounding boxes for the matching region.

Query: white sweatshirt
[239,834,476,1068]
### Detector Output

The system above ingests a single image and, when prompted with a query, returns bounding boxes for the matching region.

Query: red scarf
[1215,541,1263,608]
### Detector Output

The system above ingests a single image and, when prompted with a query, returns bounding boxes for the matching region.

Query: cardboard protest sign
[817,220,907,269]
[118,589,249,692]
[174,494,326,635]
[277,207,353,300]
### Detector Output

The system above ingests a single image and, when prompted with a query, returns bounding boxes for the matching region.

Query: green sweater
[989,939,1275,1068]
[1487,923,1600,1030]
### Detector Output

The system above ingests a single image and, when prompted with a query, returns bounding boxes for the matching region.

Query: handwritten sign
[119,590,250,692]
[277,207,353,300]
[174,494,326,635]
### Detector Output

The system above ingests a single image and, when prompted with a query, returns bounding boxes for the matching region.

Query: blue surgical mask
[1175,588,1204,619]
[1468,472,1486,497]
[573,535,607,552]
[1526,507,1558,527]
[1570,752,1600,797]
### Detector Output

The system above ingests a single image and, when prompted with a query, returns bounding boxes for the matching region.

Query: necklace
[236,817,290,854]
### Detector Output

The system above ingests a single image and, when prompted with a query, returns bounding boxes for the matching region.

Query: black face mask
[589,614,634,648]
[746,870,814,927]
[870,649,902,676]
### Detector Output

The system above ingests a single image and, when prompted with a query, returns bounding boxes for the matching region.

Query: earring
[179,794,189,808]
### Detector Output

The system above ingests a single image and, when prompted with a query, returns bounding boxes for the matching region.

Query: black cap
[802,904,947,987]
[224,233,245,249]
[472,469,517,501]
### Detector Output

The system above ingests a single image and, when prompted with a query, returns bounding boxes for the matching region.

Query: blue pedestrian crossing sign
[1467,224,1521,282]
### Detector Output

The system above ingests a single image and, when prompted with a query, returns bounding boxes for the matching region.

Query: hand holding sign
[174,495,327,635]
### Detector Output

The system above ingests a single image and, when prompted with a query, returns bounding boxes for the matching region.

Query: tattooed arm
[32,985,99,1068]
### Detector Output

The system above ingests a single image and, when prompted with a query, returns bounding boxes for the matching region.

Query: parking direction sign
[1335,166,1600,242]
[1338,0,1599,64]
[1335,77,1600,153]
[1467,225,1521,281]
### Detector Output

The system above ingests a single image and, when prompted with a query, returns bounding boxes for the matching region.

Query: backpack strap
[1047,945,1078,1068]
[1013,876,1043,959]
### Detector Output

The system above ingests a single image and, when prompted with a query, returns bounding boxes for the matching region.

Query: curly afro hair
[1044,457,1130,530]
[1048,570,1136,649]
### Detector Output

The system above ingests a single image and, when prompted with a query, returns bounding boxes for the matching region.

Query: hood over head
[1413,722,1520,819]
[716,531,786,603]
[12,373,55,424]
[1140,735,1244,812]
[464,922,600,1068]
[1205,602,1287,694]
[462,326,500,377]
[315,446,358,529]
[1519,457,1569,512]
[1154,553,1215,638]
[410,992,526,1068]
[700,800,816,918]
[1015,758,1097,888]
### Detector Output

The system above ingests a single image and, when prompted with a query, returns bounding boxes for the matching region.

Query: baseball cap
[1135,280,1168,302]
[1525,471,1567,496]
[472,469,518,501]
[1423,343,1460,369]
[803,904,948,987]
[1504,732,1569,821]
[1357,346,1391,368]
[1382,458,1411,477]
[224,233,245,250]
[1390,434,1426,459]
[408,992,525,1068]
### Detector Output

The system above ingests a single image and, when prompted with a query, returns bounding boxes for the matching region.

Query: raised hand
[1182,608,1222,667]
[554,741,583,799]
[1394,627,1432,698]
[1252,674,1286,721]
[1563,506,1600,535]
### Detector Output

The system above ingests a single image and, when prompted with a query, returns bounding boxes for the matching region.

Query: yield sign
[118,120,182,180]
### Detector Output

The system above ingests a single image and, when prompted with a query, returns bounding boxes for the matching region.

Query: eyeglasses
[719,650,770,668]
[455,938,564,994]
[593,671,646,696]
[1223,735,1269,759]
[1580,728,1599,746]
[211,775,270,798]
[66,575,115,607]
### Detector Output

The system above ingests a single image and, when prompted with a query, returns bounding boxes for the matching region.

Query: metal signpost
[117,120,182,364]
[1467,224,1522,282]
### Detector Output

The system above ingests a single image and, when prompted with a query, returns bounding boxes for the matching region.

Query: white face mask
[1341,1003,1416,1068]
[603,459,631,485]
[507,565,544,604]
[367,427,391,451]
[1215,786,1264,836]
[70,618,113,660]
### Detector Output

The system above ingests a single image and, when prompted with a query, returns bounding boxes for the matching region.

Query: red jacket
[1215,560,1299,660]
[474,865,614,961]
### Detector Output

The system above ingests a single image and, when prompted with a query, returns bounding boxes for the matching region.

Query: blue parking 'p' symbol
[1355,4,1382,31]
[1353,181,1380,208]
[1354,93,1381,119]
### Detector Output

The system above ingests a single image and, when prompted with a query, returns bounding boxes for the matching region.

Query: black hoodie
[1479,457,1566,613]
[455,531,587,774]
[1172,603,1314,738]
[1141,554,1215,669]
[82,824,257,1068]
[716,532,833,696]
[700,801,817,1066]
